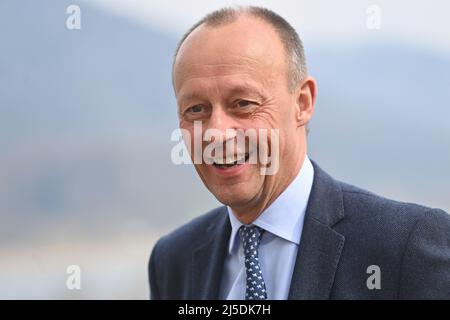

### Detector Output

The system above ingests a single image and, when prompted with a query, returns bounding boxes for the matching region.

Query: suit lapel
[288,161,345,299]
[191,207,231,299]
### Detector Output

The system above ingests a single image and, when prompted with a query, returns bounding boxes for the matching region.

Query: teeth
[234,153,247,163]
[213,153,247,165]
[213,158,225,165]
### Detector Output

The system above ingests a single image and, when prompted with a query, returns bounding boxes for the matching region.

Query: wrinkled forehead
[173,17,288,92]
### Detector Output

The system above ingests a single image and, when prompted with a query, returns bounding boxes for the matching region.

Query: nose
[205,105,239,142]
[203,105,244,159]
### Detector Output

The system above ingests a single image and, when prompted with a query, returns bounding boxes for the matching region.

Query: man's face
[173,16,310,216]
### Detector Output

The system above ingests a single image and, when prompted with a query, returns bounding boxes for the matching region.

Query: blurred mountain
[308,44,450,192]
[0,0,449,247]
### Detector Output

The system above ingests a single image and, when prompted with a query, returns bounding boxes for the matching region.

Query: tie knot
[239,225,263,253]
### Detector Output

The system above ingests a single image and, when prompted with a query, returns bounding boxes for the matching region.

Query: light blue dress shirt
[219,156,314,300]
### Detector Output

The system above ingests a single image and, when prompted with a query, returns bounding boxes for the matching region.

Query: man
[149,6,450,299]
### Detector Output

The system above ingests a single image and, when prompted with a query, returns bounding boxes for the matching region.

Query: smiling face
[173,15,316,223]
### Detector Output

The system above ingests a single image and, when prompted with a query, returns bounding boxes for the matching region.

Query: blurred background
[0,0,449,299]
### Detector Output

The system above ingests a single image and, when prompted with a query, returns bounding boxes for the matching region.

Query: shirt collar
[227,155,314,254]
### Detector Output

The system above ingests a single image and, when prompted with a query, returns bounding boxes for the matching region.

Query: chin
[211,188,256,208]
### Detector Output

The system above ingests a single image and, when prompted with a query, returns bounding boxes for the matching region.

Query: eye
[186,104,204,113]
[237,100,252,108]
[181,104,209,120]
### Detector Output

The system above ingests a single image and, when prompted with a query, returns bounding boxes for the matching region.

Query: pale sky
[87,0,450,55]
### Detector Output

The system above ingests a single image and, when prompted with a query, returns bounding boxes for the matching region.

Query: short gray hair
[172,6,308,92]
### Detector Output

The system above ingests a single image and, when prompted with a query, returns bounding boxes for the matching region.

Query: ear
[294,76,317,127]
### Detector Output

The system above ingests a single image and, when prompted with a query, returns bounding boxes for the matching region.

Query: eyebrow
[178,92,204,105]
[178,83,267,106]
[227,84,267,101]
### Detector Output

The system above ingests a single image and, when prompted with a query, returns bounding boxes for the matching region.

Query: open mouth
[213,153,250,169]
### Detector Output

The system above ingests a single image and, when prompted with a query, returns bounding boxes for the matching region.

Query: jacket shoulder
[335,180,450,251]
[148,206,227,299]
[150,206,227,261]
[339,181,438,222]
[331,180,450,299]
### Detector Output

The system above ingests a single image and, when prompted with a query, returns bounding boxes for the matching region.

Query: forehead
[173,16,288,93]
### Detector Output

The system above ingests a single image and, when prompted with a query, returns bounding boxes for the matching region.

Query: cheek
[249,106,281,130]
[179,125,199,158]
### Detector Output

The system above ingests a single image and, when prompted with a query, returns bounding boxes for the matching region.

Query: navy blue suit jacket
[149,161,450,299]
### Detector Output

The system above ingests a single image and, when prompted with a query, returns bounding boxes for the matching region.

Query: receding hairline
[175,12,281,57]
[172,6,308,92]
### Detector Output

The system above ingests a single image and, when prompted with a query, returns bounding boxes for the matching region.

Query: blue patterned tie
[239,225,267,300]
